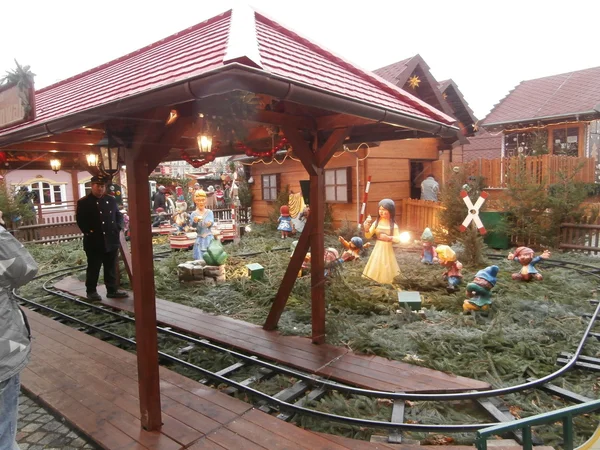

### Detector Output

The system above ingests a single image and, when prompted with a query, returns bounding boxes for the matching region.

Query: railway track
[12,254,600,445]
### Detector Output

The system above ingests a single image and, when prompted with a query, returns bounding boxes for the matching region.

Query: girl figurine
[277,205,293,239]
[189,190,215,260]
[507,247,551,281]
[435,245,463,293]
[420,227,437,264]
[338,236,370,262]
[362,199,401,284]
[464,265,499,313]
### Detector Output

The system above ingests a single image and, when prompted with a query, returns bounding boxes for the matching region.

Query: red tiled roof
[373,56,414,84]
[0,8,454,141]
[483,65,600,126]
[461,130,502,162]
[0,13,231,137]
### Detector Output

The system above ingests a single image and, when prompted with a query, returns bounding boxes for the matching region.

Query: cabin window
[504,130,548,157]
[325,168,352,203]
[262,174,280,201]
[27,182,67,207]
[552,126,579,156]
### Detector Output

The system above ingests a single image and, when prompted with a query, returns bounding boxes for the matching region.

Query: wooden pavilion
[0,7,457,431]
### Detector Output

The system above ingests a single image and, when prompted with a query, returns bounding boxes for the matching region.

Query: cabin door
[410,161,433,199]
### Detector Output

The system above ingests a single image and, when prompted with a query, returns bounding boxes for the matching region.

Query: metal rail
[13,254,600,436]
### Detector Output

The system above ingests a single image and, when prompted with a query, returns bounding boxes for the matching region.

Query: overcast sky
[2,0,600,120]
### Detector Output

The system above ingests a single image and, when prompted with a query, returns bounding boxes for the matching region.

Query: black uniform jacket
[76,194,124,253]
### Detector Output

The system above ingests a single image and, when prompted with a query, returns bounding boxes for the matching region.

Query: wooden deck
[22,307,486,450]
[55,277,490,393]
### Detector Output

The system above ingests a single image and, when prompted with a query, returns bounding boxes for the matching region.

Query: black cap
[90,175,109,184]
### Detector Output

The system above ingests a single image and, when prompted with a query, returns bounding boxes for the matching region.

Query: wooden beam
[282,126,317,176]
[3,142,97,153]
[263,215,314,330]
[145,116,194,174]
[248,110,314,130]
[315,128,351,168]
[309,167,326,344]
[316,114,374,131]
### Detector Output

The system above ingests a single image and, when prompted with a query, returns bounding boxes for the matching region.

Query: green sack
[203,238,228,266]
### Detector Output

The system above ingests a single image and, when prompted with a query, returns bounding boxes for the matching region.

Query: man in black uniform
[76,175,128,300]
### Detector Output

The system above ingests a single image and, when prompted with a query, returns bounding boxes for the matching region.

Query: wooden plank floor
[55,277,490,393]
[25,307,451,450]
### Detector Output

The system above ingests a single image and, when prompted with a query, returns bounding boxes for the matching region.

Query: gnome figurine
[507,247,551,281]
[435,245,463,293]
[464,265,499,313]
[420,227,437,264]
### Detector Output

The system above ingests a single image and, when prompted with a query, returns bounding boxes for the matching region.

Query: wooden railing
[559,223,600,255]
[399,198,444,233]
[17,214,82,244]
[476,398,600,450]
[444,155,596,188]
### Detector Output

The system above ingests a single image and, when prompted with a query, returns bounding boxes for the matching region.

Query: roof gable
[438,79,478,134]
[483,65,600,127]
[373,54,455,119]
[0,7,455,142]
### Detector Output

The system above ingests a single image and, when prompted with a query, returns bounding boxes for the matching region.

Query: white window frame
[26,181,67,209]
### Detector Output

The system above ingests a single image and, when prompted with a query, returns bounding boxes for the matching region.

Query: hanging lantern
[50,159,61,174]
[86,153,99,168]
[94,132,124,177]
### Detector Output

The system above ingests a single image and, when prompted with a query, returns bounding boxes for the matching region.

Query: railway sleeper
[475,397,543,445]
[221,367,274,396]
[276,387,328,421]
[199,361,249,385]
[556,357,600,372]
[527,377,593,404]
[258,381,311,414]
[388,398,406,444]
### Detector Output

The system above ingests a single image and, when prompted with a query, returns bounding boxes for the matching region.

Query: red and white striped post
[358,175,372,227]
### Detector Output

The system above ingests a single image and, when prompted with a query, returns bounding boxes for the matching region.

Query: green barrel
[480,211,510,249]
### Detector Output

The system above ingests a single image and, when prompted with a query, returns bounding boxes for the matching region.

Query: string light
[180,141,221,168]
[485,119,591,136]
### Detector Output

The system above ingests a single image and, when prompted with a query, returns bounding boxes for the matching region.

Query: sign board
[0,83,35,130]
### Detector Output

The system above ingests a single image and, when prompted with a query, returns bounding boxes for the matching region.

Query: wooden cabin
[245,55,478,229]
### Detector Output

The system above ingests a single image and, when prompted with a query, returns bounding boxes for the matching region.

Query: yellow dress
[362,221,401,284]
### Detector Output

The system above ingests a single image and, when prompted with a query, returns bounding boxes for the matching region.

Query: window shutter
[346,167,352,204]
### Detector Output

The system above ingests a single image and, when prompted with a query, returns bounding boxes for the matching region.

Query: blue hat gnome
[420,227,437,264]
[464,265,499,313]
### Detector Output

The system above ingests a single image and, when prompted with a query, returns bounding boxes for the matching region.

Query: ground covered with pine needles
[21,226,600,447]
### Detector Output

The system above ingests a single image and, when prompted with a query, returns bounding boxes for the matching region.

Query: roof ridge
[222,6,262,68]
[37,9,232,95]
[519,64,600,85]
[251,11,453,124]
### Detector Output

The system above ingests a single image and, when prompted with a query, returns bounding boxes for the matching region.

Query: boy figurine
[435,245,463,293]
[420,227,437,264]
[507,247,551,281]
[338,236,370,261]
[464,265,499,313]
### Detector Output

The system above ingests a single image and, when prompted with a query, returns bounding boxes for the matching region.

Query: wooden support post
[264,126,349,344]
[69,170,79,203]
[309,167,325,344]
[125,149,162,430]
[123,109,192,431]
[264,215,314,330]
